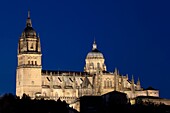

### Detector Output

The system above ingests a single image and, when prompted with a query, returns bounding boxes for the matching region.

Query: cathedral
[16,12,159,110]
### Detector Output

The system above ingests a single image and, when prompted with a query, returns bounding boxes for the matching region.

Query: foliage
[80,92,170,113]
[1,93,170,113]
[0,93,71,113]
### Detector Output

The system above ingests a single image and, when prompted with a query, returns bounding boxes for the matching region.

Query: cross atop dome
[92,39,97,50]
[28,10,30,18]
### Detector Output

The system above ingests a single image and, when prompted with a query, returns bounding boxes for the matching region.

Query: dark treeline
[103,100,170,113]
[80,92,170,113]
[0,93,77,113]
[0,93,170,113]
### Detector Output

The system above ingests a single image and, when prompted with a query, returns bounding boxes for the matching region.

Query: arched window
[104,81,106,88]
[110,81,112,88]
[90,63,94,69]
[84,90,86,94]
[30,43,33,49]
[97,63,100,68]
[107,81,109,88]
[35,61,37,65]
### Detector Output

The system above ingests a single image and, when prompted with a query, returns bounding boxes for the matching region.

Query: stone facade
[16,12,159,111]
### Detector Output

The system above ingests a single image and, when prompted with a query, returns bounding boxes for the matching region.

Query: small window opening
[35,61,37,65]
[32,81,34,85]
[30,43,34,49]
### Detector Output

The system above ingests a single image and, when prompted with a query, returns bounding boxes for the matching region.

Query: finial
[114,68,118,74]
[131,75,134,83]
[28,10,30,18]
[126,74,128,79]
[137,77,140,84]
[117,69,119,75]
[94,36,96,44]
[136,76,141,90]
[131,75,135,93]
[92,38,97,50]
[138,77,140,81]
[26,10,32,27]
[121,75,123,80]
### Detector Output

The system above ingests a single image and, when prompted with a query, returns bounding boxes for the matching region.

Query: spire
[131,75,135,93]
[126,74,128,80]
[28,10,30,18]
[114,68,118,75]
[137,77,140,85]
[92,39,97,50]
[26,10,32,27]
[94,36,96,44]
[131,75,134,84]
[136,77,141,90]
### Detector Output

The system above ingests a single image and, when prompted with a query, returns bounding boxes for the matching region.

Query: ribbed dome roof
[86,41,104,59]
[22,26,36,37]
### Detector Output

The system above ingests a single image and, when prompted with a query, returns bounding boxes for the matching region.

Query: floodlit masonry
[16,11,159,111]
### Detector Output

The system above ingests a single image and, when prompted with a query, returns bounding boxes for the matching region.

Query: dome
[22,26,36,37]
[86,49,104,59]
[86,41,104,59]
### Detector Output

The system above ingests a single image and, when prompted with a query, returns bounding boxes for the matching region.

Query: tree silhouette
[0,93,71,113]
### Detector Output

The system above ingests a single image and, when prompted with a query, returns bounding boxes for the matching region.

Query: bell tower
[16,11,42,98]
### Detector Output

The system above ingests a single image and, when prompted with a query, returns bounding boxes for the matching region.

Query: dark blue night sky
[0,0,170,99]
